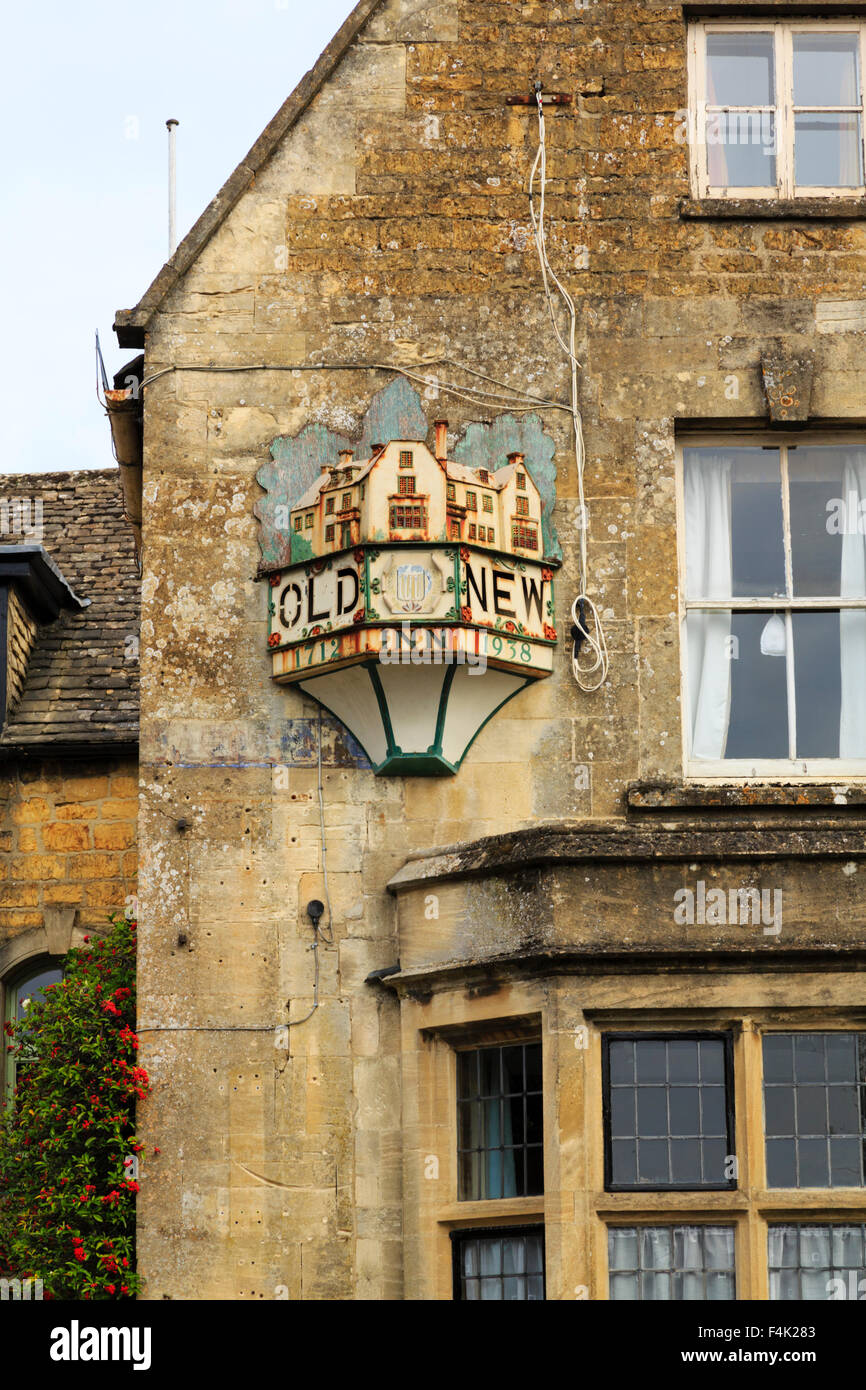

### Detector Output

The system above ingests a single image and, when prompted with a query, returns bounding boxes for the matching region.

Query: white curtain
[685,454,733,759]
[840,452,866,757]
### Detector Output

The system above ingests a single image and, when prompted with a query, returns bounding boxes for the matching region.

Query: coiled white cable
[528,86,609,692]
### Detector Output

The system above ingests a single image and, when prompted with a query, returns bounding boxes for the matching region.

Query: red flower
[310,626,322,637]
[73,1248,87,1262]
[504,621,516,633]
[460,606,472,622]
[460,547,470,561]
[352,608,365,624]
[269,573,282,587]
[543,624,557,641]
[101,1001,120,1016]
[541,568,553,583]
[105,1284,116,1295]
[268,633,281,649]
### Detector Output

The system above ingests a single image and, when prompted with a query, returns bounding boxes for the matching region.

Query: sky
[0,0,356,474]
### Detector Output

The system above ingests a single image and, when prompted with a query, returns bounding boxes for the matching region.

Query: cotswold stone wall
[0,758,138,938]
[132,0,866,1299]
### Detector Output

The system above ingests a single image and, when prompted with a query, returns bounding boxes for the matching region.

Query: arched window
[3,958,64,1099]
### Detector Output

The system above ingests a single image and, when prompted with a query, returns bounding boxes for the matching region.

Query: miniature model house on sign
[265,424,558,775]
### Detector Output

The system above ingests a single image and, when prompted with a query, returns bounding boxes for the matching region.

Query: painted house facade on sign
[112,0,866,1304]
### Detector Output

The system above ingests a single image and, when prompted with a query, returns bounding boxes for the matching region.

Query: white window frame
[676,432,866,782]
[688,20,866,198]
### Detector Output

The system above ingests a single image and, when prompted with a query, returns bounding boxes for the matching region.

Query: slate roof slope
[0,471,139,751]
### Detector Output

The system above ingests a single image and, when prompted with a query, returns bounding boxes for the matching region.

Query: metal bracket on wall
[506,93,573,105]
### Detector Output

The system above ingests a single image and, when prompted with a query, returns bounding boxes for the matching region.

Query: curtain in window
[840,451,866,757]
[485,1096,516,1198]
[685,453,733,758]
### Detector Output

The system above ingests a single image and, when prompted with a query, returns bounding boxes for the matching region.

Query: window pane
[764,1034,794,1083]
[731,450,786,597]
[670,1139,703,1185]
[607,1037,733,1189]
[457,1043,543,1201]
[764,1033,866,1190]
[455,1231,545,1301]
[723,611,790,760]
[766,1137,798,1188]
[609,1227,639,1271]
[635,1040,667,1084]
[765,1085,795,1136]
[609,1224,735,1301]
[668,1040,700,1083]
[637,1088,668,1137]
[707,110,777,187]
[669,1087,701,1136]
[684,447,785,600]
[793,33,860,107]
[788,447,855,598]
[769,1223,866,1300]
[609,1039,634,1085]
[707,31,775,105]
[611,1088,636,1137]
[14,965,62,1017]
[795,114,863,187]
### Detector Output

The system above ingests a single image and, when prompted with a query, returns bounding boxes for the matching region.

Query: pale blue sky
[0,0,356,473]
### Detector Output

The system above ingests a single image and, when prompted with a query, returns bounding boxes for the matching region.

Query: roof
[0,471,139,753]
[113,0,387,349]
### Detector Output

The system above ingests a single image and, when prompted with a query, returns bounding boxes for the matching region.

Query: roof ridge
[113,0,387,349]
[0,469,121,485]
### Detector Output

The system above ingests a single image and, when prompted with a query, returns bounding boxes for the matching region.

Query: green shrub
[0,913,148,1299]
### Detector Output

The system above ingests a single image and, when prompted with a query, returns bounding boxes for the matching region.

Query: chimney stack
[434,420,448,462]
[338,450,353,465]
[507,451,525,467]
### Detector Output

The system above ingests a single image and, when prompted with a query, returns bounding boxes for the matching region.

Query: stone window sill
[627,782,866,811]
[680,197,866,220]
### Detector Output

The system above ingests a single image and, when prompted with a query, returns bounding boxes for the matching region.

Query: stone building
[0,471,139,1092]
[115,0,866,1300]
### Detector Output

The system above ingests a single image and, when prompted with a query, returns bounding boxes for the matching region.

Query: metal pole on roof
[166,119,179,257]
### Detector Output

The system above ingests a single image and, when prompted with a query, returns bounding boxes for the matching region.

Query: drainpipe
[104,386,143,563]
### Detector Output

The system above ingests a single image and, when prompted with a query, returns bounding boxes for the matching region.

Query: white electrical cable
[528,89,609,693]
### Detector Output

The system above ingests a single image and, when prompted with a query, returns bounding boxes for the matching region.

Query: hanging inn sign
[259,409,560,775]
